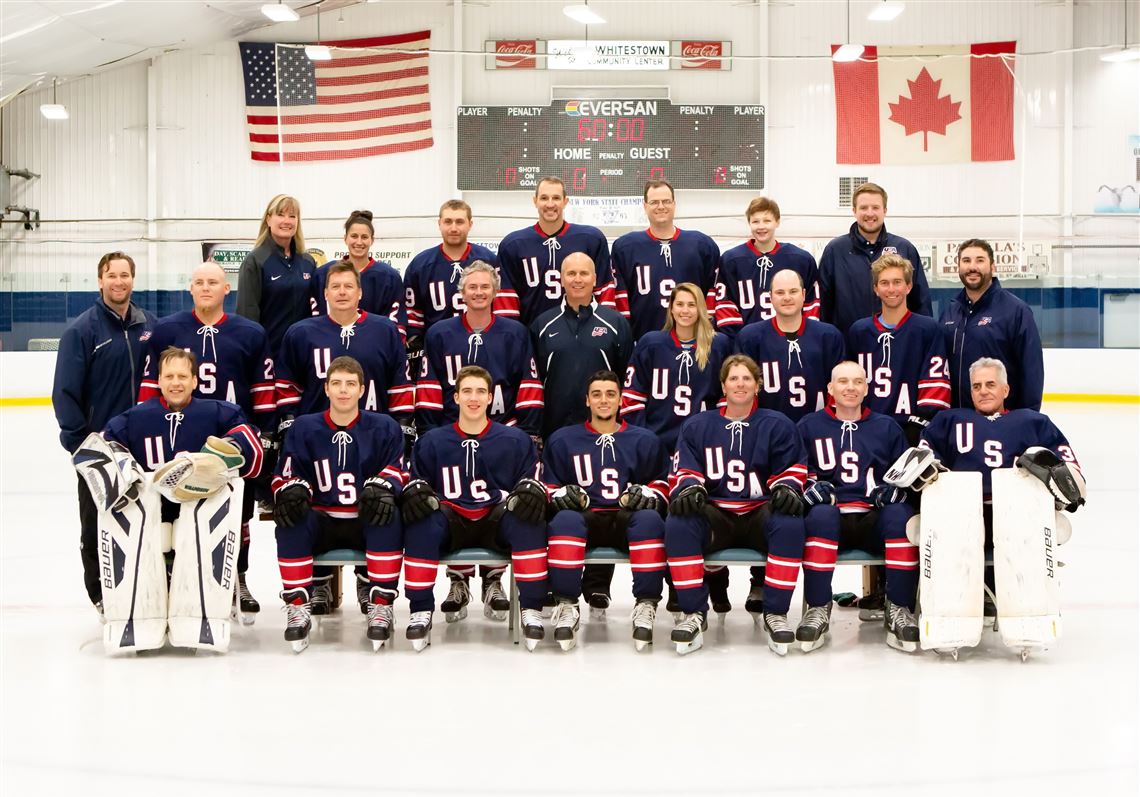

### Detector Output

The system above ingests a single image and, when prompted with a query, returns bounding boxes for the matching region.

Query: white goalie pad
[74,433,144,513]
[98,487,168,655]
[167,479,244,652]
[917,471,985,653]
[991,468,1062,654]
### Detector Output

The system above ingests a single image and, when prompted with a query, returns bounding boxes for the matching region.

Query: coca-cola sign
[674,40,731,70]
[492,40,537,69]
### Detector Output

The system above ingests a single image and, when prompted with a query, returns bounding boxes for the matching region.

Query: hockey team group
[54,178,1087,660]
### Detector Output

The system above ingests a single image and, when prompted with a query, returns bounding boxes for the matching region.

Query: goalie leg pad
[167,481,244,652]
[991,468,1062,653]
[916,471,985,653]
[74,433,143,513]
[99,488,168,655]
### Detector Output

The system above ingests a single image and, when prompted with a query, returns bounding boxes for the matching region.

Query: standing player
[847,253,951,445]
[403,199,502,349]
[311,210,406,340]
[399,366,550,651]
[611,180,720,340]
[53,251,157,616]
[940,239,1044,411]
[818,183,931,335]
[714,197,820,338]
[543,370,670,651]
[796,361,918,653]
[138,261,275,621]
[498,176,615,327]
[665,354,808,655]
[271,356,407,652]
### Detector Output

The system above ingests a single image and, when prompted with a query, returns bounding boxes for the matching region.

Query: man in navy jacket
[818,182,931,334]
[939,239,1044,411]
[53,251,157,613]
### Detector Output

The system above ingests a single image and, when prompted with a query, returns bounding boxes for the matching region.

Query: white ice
[1,404,1137,796]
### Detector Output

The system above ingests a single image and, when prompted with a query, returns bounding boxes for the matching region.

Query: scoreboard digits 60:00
[457,99,765,195]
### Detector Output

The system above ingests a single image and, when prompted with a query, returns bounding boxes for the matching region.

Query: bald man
[138,261,276,618]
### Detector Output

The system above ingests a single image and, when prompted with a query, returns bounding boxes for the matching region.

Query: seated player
[796,361,918,653]
[80,346,262,653]
[543,370,669,651]
[400,366,550,651]
[271,356,407,653]
[664,354,808,656]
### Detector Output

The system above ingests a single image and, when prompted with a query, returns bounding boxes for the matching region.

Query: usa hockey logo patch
[978,317,992,326]
[883,246,898,255]
[592,326,607,337]
[139,331,152,342]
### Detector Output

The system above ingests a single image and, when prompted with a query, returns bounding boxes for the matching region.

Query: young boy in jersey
[664,354,809,655]
[542,370,669,651]
[796,361,919,653]
[271,356,408,653]
[400,365,550,651]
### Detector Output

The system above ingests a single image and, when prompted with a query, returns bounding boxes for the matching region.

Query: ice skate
[552,600,580,652]
[94,600,106,625]
[406,610,433,652]
[586,592,610,621]
[281,588,311,654]
[745,582,764,625]
[631,598,657,651]
[310,576,334,617]
[706,568,731,619]
[367,588,394,651]
[481,577,509,621]
[356,572,370,615]
[671,611,707,655]
[884,598,919,653]
[796,603,832,653]
[858,590,885,622]
[232,572,259,626]
[763,612,795,656]
[441,578,471,623]
[520,608,545,651]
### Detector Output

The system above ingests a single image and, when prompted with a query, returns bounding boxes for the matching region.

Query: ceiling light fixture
[868,1,904,22]
[833,0,864,62]
[563,2,606,25]
[40,78,69,120]
[1102,0,1139,62]
[306,2,331,61]
[261,2,299,23]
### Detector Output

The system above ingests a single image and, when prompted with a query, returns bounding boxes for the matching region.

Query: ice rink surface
[1,403,1137,796]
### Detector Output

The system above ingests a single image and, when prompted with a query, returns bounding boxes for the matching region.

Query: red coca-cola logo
[680,40,723,69]
[495,40,537,68]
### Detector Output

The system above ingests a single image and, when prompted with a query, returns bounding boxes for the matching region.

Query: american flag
[239,31,433,162]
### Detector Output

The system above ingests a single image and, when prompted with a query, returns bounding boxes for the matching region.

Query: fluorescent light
[868,1,905,22]
[832,44,865,62]
[40,103,69,120]
[261,3,299,23]
[305,45,332,61]
[563,4,606,25]
[1101,47,1140,63]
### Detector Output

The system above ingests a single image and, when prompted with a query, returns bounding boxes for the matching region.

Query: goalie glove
[803,480,836,507]
[884,446,945,492]
[202,436,245,472]
[360,478,397,527]
[619,484,662,513]
[669,484,707,517]
[1016,446,1087,512]
[869,483,906,508]
[400,479,440,525]
[154,450,238,503]
[506,478,548,525]
[550,484,589,512]
[273,480,311,528]
[769,484,806,517]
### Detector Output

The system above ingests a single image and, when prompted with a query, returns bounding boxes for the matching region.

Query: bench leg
[509,572,520,645]
[331,566,343,610]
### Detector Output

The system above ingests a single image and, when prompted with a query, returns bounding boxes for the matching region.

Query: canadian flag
[832,42,1016,164]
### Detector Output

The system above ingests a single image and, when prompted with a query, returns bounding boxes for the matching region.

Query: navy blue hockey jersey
[611,228,720,339]
[403,243,506,335]
[411,420,541,520]
[671,404,808,514]
[734,317,846,422]
[846,311,951,422]
[714,240,820,336]
[311,259,406,340]
[103,396,263,478]
[621,330,732,450]
[542,421,669,509]
[797,407,908,511]
[138,311,275,425]
[275,312,413,420]
[920,408,1079,497]
[415,313,544,434]
[497,222,615,327]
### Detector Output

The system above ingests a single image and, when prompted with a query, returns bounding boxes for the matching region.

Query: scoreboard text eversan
[457,99,765,195]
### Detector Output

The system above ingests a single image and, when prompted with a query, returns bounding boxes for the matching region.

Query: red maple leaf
[887,67,962,152]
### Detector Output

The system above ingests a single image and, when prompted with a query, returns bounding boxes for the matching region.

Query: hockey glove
[202,436,245,473]
[273,480,312,528]
[1016,446,1087,512]
[276,415,296,440]
[669,484,708,517]
[401,424,418,459]
[360,478,397,527]
[551,484,590,512]
[769,484,806,517]
[620,484,662,513]
[506,478,548,525]
[401,479,440,525]
[884,446,944,492]
[803,480,837,507]
[869,483,906,508]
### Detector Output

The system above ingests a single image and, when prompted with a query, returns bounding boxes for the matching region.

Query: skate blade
[767,638,790,656]
[748,611,763,627]
[371,639,388,652]
[557,637,577,652]
[290,638,309,654]
[483,605,507,622]
[858,609,885,622]
[410,636,431,652]
[673,635,703,656]
[444,606,468,623]
[933,647,960,661]
[524,636,541,652]
[885,634,918,653]
[634,637,652,652]
[589,607,606,621]
[799,636,827,654]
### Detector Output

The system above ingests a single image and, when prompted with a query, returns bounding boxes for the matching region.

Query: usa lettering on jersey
[714,241,821,335]
[734,317,846,422]
[798,408,908,511]
[542,422,668,508]
[847,311,951,419]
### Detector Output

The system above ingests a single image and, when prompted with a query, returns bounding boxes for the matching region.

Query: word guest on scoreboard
[457,99,765,195]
